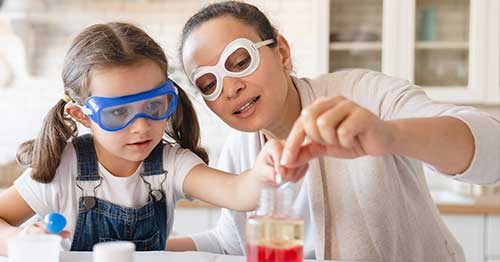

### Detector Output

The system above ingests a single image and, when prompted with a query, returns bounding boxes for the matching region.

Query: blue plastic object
[82,80,178,132]
[44,212,67,234]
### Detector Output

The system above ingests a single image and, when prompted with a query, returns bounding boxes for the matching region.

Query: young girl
[0,22,305,254]
[171,1,500,261]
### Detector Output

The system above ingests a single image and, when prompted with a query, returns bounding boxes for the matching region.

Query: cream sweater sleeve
[330,69,500,185]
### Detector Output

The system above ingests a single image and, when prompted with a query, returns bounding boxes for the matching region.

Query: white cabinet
[442,214,500,261]
[442,214,485,262]
[320,0,500,104]
[487,216,500,258]
[172,208,221,236]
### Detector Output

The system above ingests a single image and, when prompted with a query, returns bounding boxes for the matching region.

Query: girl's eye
[111,107,129,117]
[146,101,161,110]
[145,100,165,116]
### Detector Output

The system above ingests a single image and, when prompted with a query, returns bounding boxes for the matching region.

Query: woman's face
[182,16,291,132]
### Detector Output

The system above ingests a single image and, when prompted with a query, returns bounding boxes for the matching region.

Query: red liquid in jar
[246,244,303,262]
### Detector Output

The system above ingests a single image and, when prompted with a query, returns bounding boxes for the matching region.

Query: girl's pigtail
[167,84,209,164]
[16,99,77,183]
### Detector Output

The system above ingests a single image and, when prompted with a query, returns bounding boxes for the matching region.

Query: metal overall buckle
[76,177,103,210]
[140,171,167,202]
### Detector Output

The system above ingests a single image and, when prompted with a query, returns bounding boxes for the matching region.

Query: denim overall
[70,134,168,251]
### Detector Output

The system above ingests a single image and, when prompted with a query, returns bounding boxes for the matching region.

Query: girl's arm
[183,166,268,212]
[166,237,196,251]
[183,140,308,212]
[0,186,70,255]
[0,187,36,255]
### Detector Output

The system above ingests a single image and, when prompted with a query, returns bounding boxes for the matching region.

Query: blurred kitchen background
[0,0,499,261]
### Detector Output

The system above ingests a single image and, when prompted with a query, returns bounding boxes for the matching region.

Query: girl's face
[83,60,168,168]
[182,16,291,132]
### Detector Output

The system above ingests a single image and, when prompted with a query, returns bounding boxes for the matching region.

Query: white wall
[0,0,325,165]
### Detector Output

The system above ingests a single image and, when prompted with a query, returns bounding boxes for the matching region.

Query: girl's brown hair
[179,1,278,69]
[17,22,208,183]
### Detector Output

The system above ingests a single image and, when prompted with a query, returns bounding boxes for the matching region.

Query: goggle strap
[254,39,275,48]
[74,104,94,116]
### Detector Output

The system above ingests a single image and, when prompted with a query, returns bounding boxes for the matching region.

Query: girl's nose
[129,117,151,133]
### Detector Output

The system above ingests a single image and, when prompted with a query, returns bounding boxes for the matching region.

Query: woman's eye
[201,81,216,93]
[236,56,251,68]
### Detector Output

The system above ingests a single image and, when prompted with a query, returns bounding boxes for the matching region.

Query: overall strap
[142,142,165,176]
[73,134,100,181]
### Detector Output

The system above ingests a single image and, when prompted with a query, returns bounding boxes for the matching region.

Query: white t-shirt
[191,132,317,258]
[14,141,204,242]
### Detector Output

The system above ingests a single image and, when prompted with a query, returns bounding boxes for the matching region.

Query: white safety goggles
[189,38,275,101]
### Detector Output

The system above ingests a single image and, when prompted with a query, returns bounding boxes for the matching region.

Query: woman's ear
[65,103,92,128]
[276,34,292,73]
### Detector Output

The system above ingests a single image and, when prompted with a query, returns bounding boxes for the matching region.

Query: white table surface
[1,251,336,262]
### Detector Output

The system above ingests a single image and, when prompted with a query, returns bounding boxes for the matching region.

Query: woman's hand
[281,96,396,167]
[255,139,309,183]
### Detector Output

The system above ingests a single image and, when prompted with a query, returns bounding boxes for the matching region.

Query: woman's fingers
[283,96,362,165]
[284,142,325,167]
[281,117,307,166]
[300,96,346,144]
[337,107,370,148]
[316,99,356,146]
[285,163,309,183]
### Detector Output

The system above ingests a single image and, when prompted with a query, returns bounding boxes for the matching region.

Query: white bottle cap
[93,241,135,262]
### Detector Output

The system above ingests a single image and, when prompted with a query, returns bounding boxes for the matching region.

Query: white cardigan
[191,69,500,261]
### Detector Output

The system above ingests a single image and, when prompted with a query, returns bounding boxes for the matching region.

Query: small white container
[93,241,135,262]
[8,234,62,262]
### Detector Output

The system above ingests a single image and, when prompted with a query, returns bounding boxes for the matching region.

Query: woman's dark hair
[179,1,278,69]
[17,22,208,183]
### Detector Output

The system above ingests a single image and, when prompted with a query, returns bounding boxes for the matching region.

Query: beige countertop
[430,190,500,215]
[177,190,500,215]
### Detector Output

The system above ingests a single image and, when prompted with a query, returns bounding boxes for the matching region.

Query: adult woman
[169,1,500,261]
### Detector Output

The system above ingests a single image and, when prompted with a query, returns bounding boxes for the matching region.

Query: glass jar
[246,186,304,262]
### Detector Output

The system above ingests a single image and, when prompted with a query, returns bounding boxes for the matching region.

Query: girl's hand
[256,139,309,184]
[281,96,396,167]
[17,221,70,239]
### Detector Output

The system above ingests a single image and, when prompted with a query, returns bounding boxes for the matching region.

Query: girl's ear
[276,34,292,73]
[65,103,92,128]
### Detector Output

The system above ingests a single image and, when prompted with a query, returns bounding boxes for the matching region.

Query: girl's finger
[263,140,286,176]
[59,230,71,239]
[26,224,46,235]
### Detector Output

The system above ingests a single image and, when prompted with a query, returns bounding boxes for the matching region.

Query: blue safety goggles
[80,80,178,132]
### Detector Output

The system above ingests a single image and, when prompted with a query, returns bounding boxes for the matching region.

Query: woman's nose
[222,77,245,99]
